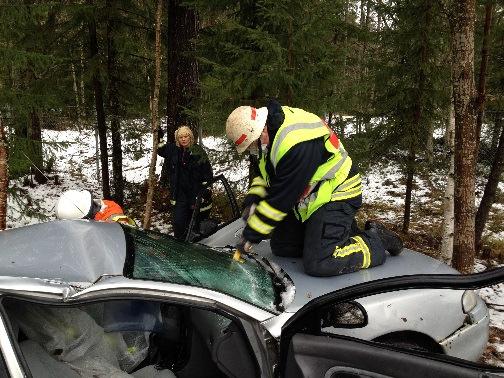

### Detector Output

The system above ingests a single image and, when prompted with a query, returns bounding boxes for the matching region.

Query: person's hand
[236,239,253,252]
[241,203,256,222]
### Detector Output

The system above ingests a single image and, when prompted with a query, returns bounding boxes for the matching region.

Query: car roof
[0,221,280,313]
[0,220,126,284]
[201,219,460,312]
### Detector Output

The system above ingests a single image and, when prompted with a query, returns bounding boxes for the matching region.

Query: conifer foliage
[0,1,502,269]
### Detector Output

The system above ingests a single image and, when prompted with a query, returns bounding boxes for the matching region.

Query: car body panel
[332,290,489,360]
[0,312,23,378]
[279,268,504,378]
[201,219,460,312]
[439,296,490,360]
[0,220,125,284]
[202,219,490,361]
[0,218,492,368]
[67,276,274,322]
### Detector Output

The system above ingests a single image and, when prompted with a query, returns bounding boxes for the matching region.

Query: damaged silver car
[0,219,503,378]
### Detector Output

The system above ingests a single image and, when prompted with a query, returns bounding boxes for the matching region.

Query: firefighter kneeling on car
[226,99,403,277]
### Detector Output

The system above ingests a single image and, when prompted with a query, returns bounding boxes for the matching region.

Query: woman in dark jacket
[157,126,213,239]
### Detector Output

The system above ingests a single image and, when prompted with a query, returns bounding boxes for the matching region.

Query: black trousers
[173,200,192,239]
[173,201,211,240]
[270,200,387,277]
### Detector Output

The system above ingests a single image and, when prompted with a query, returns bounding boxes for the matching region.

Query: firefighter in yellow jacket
[226,99,403,277]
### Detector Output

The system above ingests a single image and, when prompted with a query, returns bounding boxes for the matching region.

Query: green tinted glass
[123,227,277,312]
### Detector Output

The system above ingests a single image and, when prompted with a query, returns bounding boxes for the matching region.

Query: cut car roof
[0,220,126,283]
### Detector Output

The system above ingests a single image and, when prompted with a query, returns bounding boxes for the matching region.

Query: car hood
[201,219,460,312]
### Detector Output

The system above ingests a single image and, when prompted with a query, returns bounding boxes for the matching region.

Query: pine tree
[450,0,478,273]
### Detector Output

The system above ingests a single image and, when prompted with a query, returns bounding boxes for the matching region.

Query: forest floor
[5,127,504,367]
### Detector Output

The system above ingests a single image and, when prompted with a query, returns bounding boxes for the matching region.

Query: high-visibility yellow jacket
[244,106,361,241]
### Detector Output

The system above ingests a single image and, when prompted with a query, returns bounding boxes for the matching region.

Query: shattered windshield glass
[122,226,278,312]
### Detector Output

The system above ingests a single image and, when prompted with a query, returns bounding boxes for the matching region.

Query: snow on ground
[3,127,504,366]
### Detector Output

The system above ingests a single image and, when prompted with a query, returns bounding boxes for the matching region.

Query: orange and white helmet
[55,190,94,220]
[226,106,268,154]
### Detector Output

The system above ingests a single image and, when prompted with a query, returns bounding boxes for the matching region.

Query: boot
[365,220,403,256]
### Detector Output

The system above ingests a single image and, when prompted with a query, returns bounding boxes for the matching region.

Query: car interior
[2,297,259,378]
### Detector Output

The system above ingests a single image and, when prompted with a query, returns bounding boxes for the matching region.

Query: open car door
[280,268,504,378]
[186,174,240,242]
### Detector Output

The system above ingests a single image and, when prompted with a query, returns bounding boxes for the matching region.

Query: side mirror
[320,301,367,329]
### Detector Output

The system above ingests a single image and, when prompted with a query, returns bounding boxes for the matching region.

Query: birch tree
[143,0,163,230]
[0,117,7,230]
[440,99,455,262]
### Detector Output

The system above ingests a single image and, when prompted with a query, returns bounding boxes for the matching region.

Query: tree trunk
[88,0,111,198]
[0,117,8,230]
[29,110,47,184]
[165,0,200,139]
[402,146,415,233]
[490,113,502,151]
[161,0,200,184]
[80,44,86,115]
[451,0,477,274]
[475,2,494,156]
[143,0,163,230]
[107,0,123,205]
[287,17,294,104]
[440,99,456,263]
[71,63,82,122]
[425,120,434,165]
[475,117,504,248]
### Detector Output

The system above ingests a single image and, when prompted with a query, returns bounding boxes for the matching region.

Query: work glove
[236,238,253,253]
[241,203,256,222]
[241,194,261,217]
[266,98,285,130]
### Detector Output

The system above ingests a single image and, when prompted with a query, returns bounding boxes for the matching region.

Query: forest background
[0,0,503,276]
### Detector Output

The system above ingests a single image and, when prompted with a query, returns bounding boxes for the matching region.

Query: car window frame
[0,303,24,378]
[186,174,241,243]
[0,293,266,378]
[280,268,504,376]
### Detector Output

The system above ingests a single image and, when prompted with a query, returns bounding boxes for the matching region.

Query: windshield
[122,226,279,312]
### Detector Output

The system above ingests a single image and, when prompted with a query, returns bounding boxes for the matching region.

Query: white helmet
[226,106,268,154]
[55,190,93,220]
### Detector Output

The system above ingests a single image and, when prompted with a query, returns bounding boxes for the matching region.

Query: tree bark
[402,146,415,233]
[475,117,504,248]
[490,113,502,151]
[450,0,477,273]
[0,117,8,230]
[71,63,82,122]
[88,0,111,198]
[107,0,124,205]
[475,2,494,156]
[143,0,163,230]
[440,99,456,263]
[165,0,200,140]
[161,0,200,183]
[29,110,47,184]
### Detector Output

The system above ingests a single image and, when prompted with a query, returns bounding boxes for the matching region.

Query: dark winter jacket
[157,143,213,205]
[242,99,360,243]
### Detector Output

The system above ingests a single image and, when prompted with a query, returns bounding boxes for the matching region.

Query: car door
[0,277,71,378]
[280,268,504,378]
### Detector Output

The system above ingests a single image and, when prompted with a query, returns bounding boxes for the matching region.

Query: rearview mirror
[320,301,367,329]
